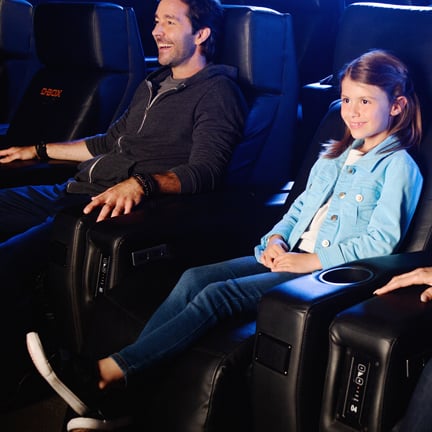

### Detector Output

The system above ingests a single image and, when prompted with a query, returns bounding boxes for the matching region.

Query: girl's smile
[341,77,405,152]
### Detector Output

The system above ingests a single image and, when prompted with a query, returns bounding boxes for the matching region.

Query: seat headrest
[216,5,291,93]
[280,0,339,13]
[0,0,33,56]
[33,1,134,71]
[332,2,432,111]
[222,0,336,13]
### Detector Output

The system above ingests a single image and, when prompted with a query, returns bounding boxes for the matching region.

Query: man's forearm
[153,172,181,194]
[45,140,93,162]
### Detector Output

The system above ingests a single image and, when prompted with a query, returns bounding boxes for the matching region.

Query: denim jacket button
[330,214,338,221]
[338,192,346,199]
[321,239,330,247]
[356,194,364,202]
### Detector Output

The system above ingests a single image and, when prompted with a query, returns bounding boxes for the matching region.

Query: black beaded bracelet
[35,142,49,161]
[132,173,158,196]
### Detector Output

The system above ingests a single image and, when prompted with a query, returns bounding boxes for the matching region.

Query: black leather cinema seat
[49,3,299,352]
[221,0,344,86]
[45,5,299,431]
[0,1,146,187]
[0,0,38,132]
[320,252,432,432]
[252,3,432,432]
[301,1,432,151]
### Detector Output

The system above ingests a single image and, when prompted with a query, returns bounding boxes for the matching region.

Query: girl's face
[341,77,406,152]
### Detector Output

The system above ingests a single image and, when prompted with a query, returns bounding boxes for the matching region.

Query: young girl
[27,49,424,430]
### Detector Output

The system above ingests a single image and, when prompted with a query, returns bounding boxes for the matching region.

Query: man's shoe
[26,332,100,415]
[67,414,132,431]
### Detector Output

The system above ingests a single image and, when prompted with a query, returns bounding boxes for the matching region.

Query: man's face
[152,0,199,69]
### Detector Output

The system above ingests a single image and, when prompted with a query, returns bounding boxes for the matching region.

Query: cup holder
[318,266,374,285]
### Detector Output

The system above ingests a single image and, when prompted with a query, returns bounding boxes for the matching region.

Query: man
[0,0,247,288]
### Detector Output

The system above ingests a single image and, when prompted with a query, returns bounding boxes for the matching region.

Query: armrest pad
[321,282,432,431]
[253,251,431,432]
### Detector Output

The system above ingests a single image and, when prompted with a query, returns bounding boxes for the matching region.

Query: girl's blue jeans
[111,256,304,382]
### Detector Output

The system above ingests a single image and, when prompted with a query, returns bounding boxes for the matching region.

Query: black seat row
[51,3,432,431]
[0,0,147,187]
[241,4,432,431]
[1,2,301,422]
[2,1,432,432]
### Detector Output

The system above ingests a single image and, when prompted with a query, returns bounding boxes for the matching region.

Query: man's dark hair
[182,0,223,61]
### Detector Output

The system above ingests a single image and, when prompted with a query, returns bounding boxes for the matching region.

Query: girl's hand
[271,252,322,274]
[374,267,432,303]
[260,235,289,268]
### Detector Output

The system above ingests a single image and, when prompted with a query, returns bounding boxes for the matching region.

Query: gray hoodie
[67,63,247,196]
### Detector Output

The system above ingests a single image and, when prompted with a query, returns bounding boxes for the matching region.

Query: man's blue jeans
[111,256,304,382]
[397,357,432,431]
[0,181,89,293]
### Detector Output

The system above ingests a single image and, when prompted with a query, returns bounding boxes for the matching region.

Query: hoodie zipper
[136,80,186,134]
[87,79,186,184]
[87,154,106,184]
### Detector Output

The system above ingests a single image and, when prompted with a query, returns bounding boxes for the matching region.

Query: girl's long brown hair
[322,49,422,159]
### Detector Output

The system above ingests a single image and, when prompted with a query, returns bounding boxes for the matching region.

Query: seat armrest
[83,190,284,295]
[49,189,284,352]
[252,251,431,431]
[321,264,432,431]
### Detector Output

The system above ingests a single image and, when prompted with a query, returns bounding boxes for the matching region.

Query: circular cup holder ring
[318,266,375,285]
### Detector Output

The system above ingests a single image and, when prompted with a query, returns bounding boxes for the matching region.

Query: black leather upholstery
[252,3,432,432]
[218,5,299,189]
[0,1,146,187]
[47,5,299,431]
[221,0,345,85]
[0,0,38,128]
[49,3,299,351]
[301,1,432,151]
[321,252,432,431]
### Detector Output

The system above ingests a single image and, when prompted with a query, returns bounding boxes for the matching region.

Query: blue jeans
[397,358,432,432]
[111,256,304,382]
[0,181,89,292]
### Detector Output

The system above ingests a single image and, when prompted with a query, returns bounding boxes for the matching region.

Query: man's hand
[0,146,37,163]
[83,177,145,222]
[374,267,432,302]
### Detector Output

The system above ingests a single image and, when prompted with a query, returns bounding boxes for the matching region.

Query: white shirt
[297,148,364,253]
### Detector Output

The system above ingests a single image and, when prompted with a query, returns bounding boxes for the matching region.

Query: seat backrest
[330,2,432,253]
[346,0,431,5]
[0,0,38,126]
[116,0,158,59]
[4,1,146,147]
[221,0,344,86]
[253,6,432,430]
[57,0,159,64]
[217,5,299,190]
[291,3,432,251]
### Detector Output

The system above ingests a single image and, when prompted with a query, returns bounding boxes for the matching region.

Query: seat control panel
[131,243,170,266]
[337,352,372,430]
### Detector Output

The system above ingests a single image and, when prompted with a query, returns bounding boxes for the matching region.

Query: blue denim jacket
[255,136,423,269]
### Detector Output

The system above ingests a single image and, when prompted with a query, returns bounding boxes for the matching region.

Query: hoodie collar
[146,62,239,86]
